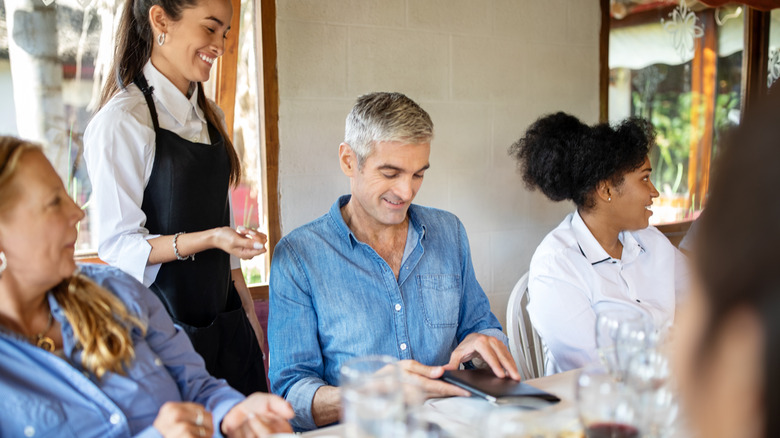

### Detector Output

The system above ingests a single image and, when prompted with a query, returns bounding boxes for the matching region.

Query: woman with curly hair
[509,112,689,374]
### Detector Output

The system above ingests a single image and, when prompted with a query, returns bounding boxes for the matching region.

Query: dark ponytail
[97,0,240,186]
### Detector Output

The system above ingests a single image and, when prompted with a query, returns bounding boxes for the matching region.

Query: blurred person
[84,0,267,394]
[508,112,689,374]
[268,92,519,431]
[0,137,293,437]
[674,89,780,438]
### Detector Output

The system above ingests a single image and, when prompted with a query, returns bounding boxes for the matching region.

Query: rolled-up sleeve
[84,105,162,286]
[268,239,328,432]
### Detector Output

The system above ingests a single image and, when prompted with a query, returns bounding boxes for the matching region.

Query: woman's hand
[212,226,268,260]
[153,402,213,438]
[221,393,294,437]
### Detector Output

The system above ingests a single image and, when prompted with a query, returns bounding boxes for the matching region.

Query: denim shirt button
[24,426,35,437]
[110,413,121,425]
[394,304,401,311]
[400,343,407,351]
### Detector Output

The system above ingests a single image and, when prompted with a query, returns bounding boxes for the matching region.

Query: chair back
[506,272,545,380]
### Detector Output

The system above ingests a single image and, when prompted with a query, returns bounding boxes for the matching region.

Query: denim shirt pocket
[417,274,461,328]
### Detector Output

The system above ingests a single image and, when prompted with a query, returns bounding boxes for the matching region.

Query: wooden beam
[686,9,717,212]
[259,0,282,278]
[600,0,610,123]
[214,0,242,140]
[741,7,771,119]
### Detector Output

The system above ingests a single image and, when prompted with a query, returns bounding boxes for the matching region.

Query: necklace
[31,311,55,352]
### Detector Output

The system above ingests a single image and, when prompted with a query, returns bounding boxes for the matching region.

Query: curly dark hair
[508,112,655,209]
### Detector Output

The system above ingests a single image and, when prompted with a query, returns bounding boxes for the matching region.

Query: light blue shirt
[268,195,506,431]
[0,264,245,438]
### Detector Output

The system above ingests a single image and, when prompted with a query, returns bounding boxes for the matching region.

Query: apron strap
[133,73,161,132]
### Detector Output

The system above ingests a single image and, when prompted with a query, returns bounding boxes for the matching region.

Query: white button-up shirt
[84,61,238,287]
[527,211,689,375]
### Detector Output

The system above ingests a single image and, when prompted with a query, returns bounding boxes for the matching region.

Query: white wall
[275,0,601,330]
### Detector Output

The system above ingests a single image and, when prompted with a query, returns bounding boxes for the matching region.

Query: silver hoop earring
[157,33,166,46]
[0,251,6,276]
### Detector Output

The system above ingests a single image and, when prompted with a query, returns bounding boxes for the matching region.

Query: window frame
[213,0,279,301]
[600,3,774,123]
[599,2,775,236]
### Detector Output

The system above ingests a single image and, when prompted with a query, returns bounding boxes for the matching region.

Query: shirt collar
[328,195,426,248]
[571,210,646,264]
[142,61,207,126]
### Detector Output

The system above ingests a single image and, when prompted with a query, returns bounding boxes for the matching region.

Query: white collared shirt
[527,211,690,375]
[84,61,238,287]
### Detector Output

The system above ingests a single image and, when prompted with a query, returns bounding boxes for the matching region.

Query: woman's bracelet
[173,232,195,261]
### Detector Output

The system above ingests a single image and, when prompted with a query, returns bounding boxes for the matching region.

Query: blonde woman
[0,136,292,437]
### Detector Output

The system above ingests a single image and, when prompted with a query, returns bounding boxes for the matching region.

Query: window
[604,1,778,225]
[0,0,280,294]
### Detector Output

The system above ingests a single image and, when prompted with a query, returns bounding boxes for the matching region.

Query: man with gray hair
[268,92,519,432]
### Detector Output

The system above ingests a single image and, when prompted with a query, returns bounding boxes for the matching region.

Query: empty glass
[340,355,405,438]
[625,347,679,438]
[595,308,648,379]
[615,318,650,379]
[577,364,642,438]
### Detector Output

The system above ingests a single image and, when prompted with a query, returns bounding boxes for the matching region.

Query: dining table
[300,369,582,437]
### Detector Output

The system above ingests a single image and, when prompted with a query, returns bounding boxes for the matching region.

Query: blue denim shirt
[0,264,244,438]
[268,195,506,431]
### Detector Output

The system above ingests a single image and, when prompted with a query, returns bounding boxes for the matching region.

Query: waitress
[84,0,267,394]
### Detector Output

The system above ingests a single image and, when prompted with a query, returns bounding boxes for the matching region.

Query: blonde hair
[0,136,146,378]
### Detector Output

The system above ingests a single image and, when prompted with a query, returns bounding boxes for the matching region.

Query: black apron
[135,74,267,395]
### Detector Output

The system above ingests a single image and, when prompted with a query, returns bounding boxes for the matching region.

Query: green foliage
[633,91,693,196]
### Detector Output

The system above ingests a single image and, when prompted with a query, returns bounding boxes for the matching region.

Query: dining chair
[506,272,545,380]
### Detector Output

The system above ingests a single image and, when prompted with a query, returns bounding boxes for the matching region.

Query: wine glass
[625,347,679,438]
[595,308,646,379]
[615,316,650,379]
[577,364,642,438]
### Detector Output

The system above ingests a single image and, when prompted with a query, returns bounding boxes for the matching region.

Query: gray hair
[344,92,434,167]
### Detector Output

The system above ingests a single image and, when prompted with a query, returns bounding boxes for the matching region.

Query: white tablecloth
[300,370,581,437]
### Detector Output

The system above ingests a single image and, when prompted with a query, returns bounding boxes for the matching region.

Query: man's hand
[397,360,471,398]
[221,393,294,437]
[445,333,521,380]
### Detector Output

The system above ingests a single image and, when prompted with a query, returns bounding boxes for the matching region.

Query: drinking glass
[615,317,650,379]
[625,347,679,438]
[577,364,641,438]
[595,308,647,379]
[340,355,405,438]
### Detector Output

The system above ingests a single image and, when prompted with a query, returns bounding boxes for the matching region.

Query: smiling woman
[0,136,294,438]
[507,112,690,374]
[83,0,269,395]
